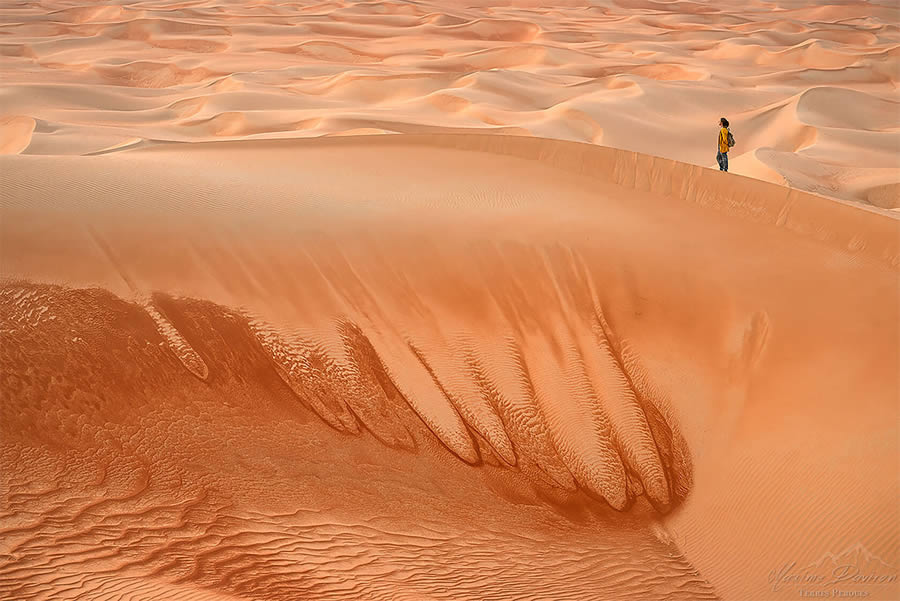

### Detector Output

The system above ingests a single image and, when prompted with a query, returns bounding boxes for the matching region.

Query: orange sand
[1,0,898,204]
[2,2,900,601]
[3,134,898,600]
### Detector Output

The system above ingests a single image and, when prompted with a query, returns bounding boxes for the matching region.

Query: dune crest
[1,0,897,204]
[2,0,899,596]
[2,133,898,600]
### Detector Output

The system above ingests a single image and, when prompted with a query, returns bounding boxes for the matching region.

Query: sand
[1,2,899,601]
[1,0,899,204]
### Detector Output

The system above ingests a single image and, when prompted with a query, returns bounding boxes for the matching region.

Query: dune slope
[1,134,898,600]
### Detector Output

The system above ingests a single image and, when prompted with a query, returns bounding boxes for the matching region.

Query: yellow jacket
[719,127,730,153]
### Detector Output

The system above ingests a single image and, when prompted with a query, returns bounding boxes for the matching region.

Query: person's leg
[716,151,725,171]
[723,152,728,172]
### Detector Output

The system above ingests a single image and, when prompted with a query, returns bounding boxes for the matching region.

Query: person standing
[717,117,731,172]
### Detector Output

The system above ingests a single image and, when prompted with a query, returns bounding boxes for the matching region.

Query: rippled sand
[3,135,898,600]
[2,2,900,601]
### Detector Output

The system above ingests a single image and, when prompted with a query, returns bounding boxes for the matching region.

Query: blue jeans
[717,151,728,172]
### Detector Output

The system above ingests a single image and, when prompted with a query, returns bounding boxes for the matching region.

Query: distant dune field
[1,2,899,601]
[1,0,898,204]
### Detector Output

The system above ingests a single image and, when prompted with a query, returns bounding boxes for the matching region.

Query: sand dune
[2,134,898,600]
[0,115,34,154]
[1,0,898,204]
[2,1,899,599]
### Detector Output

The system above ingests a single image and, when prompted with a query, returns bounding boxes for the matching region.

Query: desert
[1,1,898,600]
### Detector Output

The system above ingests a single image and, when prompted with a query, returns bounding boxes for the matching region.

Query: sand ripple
[1,134,897,600]
[0,280,715,600]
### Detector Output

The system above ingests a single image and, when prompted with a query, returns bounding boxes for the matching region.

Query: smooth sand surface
[2,134,898,600]
[1,0,898,204]
[2,1,900,600]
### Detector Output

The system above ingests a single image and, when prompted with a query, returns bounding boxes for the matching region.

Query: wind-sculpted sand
[1,0,898,205]
[2,135,899,600]
[2,1,900,600]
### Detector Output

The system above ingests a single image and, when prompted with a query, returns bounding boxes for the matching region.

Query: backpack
[726,129,735,148]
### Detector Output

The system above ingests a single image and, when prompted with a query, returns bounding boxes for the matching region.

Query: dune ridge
[2,0,899,597]
[1,0,898,204]
[2,133,898,600]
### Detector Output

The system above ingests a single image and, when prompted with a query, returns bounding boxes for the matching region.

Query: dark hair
[720,117,729,127]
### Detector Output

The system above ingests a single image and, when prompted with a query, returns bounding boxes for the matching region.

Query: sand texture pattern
[2,134,899,600]
[1,1,900,600]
